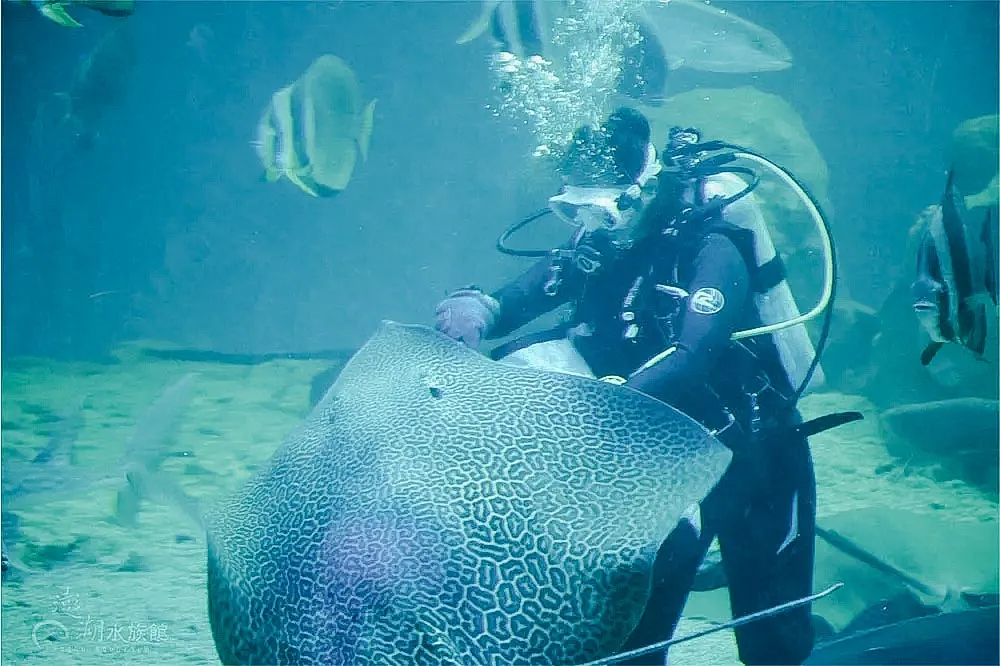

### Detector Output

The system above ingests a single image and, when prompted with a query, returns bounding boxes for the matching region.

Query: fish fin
[262,167,281,183]
[960,294,994,358]
[40,3,84,27]
[920,341,944,366]
[980,208,997,305]
[966,302,989,357]
[456,0,502,44]
[794,411,864,438]
[944,166,957,196]
[357,98,377,162]
[638,0,791,74]
[287,169,320,197]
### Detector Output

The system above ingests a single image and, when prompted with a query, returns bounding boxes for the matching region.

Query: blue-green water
[2,2,997,665]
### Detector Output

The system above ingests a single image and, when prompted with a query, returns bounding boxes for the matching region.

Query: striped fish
[911,169,998,365]
[254,55,376,198]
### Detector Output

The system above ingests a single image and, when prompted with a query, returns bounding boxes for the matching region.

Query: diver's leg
[617,517,714,666]
[715,427,817,665]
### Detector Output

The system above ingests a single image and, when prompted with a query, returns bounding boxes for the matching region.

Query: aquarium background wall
[2,1,997,361]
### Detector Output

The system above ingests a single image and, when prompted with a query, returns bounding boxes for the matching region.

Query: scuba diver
[433,107,851,665]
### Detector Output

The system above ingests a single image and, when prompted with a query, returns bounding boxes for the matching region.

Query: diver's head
[548,108,661,239]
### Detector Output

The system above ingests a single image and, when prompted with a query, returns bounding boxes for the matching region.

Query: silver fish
[457,0,793,103]
[2,375,196,577]
[637,0,792,74]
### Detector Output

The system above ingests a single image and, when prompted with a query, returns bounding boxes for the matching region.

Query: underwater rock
[818,297,881,394]
[880,398,999,494]
[880,398,999,458]
[951,114,999,206]
[966,172,998,210]
[640,85,831,245]
[638,86,832,310]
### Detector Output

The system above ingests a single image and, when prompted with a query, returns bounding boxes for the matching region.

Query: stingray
[810,506,998,641]
[188,321,736,664]
[804,605,1000,665]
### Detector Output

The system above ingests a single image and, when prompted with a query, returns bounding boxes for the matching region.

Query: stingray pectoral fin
[40,3,84,27]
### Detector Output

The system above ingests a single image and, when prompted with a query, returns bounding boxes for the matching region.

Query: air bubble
[487,0,647,163]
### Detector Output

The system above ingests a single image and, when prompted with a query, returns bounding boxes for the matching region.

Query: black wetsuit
[485,222,817,666]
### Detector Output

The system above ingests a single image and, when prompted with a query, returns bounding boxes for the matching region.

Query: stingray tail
[580,583,845,666]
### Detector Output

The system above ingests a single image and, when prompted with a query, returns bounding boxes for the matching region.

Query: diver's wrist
[447,286,501,329]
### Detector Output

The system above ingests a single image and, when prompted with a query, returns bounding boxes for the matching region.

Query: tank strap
[487,322,574,361]
[698,219,788,295]
[753,256,786,294]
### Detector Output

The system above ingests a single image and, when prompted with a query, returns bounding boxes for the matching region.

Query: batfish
[255,54,376,198]
[911,169,997,365]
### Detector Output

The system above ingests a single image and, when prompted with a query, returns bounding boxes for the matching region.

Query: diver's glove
[434,288,500,350]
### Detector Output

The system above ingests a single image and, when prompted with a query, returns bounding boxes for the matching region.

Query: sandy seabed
[2,349,996,666]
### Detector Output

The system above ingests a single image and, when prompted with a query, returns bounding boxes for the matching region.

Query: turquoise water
[2,1,997,665]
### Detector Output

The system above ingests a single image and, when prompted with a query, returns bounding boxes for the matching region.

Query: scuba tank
[496,126,838,402]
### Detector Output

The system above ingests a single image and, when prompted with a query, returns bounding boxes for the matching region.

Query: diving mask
[548,186,638,232]
[548,142,662,234]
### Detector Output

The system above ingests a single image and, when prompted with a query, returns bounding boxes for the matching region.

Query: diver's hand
[434,288,500,350]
